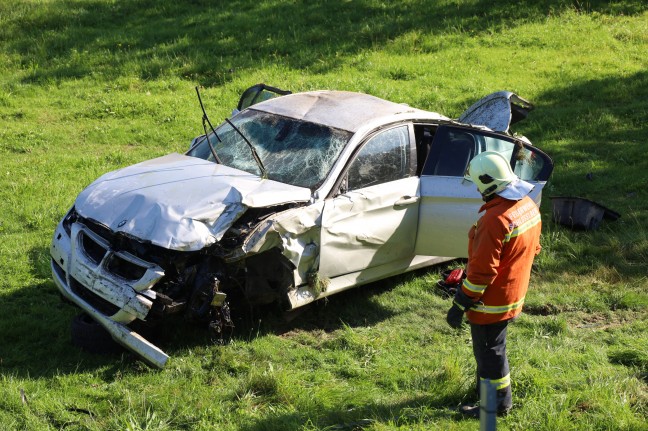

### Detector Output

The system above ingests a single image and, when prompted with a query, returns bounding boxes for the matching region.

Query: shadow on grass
[526,71,648,279]
[4,0,645,85]
[235,393,467,431]
[0,279,92,375]
[529,70,648,204]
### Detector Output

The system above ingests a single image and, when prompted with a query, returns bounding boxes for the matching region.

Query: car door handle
[394,195,419,207]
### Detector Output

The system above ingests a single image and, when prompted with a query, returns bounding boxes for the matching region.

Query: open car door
[414,125,553,258]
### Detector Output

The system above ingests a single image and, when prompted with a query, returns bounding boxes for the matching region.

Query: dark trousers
[470,320,512,410]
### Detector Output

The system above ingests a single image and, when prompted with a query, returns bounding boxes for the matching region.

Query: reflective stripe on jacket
[463,195,542,325]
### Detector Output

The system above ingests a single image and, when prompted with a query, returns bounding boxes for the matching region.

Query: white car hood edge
[74,153,312,251]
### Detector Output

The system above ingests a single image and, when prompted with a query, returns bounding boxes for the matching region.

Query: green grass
[1,0,647,430]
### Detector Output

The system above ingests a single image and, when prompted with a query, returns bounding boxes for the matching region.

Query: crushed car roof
[249,90,441,133]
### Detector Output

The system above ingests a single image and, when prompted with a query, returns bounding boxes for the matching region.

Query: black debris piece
[550,196,620,230]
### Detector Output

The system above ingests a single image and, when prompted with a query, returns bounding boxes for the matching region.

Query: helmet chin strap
[482,184,498,196]
[482,192,496,202]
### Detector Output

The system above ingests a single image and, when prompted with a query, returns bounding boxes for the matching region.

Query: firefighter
[446,151,542,417]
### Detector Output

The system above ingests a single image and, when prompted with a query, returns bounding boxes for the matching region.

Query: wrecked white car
[50,85,553,367]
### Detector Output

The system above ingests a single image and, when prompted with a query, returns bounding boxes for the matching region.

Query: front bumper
[50,220,169,368]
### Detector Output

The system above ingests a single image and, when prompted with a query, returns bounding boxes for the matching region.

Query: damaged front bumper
[50,220,170,368]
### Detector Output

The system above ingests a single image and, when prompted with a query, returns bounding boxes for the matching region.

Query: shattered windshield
[187,110,352,189]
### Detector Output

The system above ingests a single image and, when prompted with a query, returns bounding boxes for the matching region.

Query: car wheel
[71,313,124,355]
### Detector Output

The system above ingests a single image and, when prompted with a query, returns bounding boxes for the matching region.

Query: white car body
[50,88,553,367]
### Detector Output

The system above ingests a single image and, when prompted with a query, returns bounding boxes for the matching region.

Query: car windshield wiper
[195,86,222,164]
[225,118,267,179]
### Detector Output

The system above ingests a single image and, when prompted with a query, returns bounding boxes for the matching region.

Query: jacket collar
[479,195,512,213]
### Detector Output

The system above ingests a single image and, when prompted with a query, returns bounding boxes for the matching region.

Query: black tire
[71,313,124,355]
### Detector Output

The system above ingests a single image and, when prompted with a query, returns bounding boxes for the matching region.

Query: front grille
[83,218,114,243]
[69,276,120,316]
[80,231,108,264]
[78,225,149,281]
[107,255,147,281]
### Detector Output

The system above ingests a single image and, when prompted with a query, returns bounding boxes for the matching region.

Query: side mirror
[188,136,199,151]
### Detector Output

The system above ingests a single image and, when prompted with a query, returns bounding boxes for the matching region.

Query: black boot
[459,386,512,418]
[496,386,512,415]
[458,403,480,418]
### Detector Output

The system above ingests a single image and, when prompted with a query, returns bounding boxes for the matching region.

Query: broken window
[347,125,411,190]
[187,110,352,190]
[481,135,547,181]
[422,127,476,177]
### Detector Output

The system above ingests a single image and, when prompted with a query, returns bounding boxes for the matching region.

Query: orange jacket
[462,195,542,325]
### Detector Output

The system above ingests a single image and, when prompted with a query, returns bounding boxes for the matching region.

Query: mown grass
[1,0,647,430]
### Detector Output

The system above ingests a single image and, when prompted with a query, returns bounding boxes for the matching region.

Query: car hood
[74,153,312,251]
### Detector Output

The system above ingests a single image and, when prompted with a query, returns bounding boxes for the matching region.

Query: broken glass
[423,126,547,181]
[188,110,352,190]
[347,126,411,190]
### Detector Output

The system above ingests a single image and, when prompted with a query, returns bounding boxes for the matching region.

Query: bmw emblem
[117,219,128,228]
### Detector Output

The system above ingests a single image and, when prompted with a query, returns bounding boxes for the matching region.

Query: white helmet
[467,151,517,197]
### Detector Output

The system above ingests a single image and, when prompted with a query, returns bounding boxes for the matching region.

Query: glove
[446,289,480,329]
[453,289,477,310]
[446,304,464,329]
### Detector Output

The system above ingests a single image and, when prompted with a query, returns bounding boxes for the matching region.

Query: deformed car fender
[242,201,325,288]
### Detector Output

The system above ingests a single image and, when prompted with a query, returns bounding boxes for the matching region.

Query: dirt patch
[523,303,565,316]
[571,310,641,330]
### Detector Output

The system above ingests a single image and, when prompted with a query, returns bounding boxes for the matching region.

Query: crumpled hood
[74,153,312,251]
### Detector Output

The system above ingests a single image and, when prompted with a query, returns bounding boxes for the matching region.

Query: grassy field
[1,0,647,429]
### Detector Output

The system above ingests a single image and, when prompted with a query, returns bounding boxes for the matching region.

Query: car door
[414,125,553,258]
[319,125,420,278]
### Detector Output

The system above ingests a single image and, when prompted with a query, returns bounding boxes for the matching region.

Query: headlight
[62,206,77,236]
